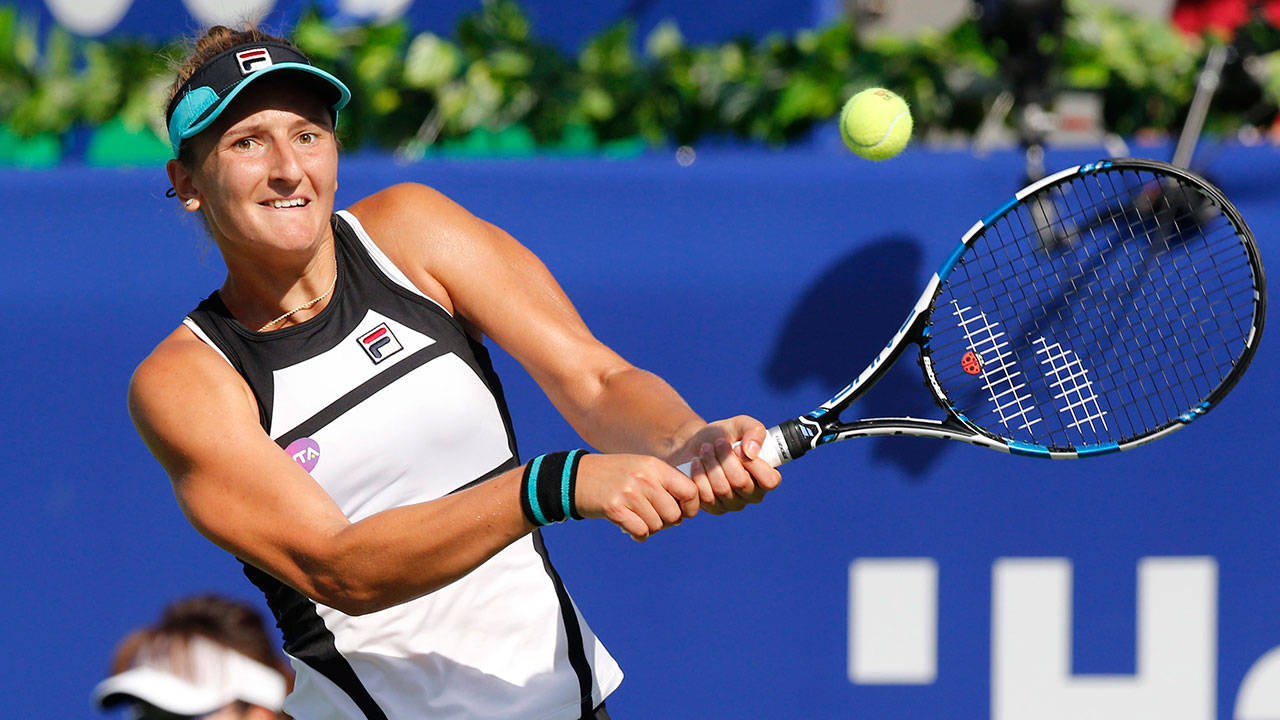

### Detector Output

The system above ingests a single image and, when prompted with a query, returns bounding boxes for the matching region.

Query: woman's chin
[257,214,329,249]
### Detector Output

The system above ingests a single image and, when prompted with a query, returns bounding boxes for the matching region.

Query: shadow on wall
[764,235,952,478]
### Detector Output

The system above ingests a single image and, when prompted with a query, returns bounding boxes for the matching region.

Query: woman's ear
[166,158,201,211]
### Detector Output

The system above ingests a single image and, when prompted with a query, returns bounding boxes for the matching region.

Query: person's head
[94,594,292,720]
[164,26,350,256]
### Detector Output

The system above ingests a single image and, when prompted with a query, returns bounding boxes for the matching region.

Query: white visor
[92,636,286,715]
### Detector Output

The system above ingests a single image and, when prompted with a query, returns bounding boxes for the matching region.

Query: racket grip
[674,425,788,476]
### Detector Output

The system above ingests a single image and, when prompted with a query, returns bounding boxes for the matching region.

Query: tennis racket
[698,158,1266,468]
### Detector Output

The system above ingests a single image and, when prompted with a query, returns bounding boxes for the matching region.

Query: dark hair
[168,25,298,164]
[110,594,292,691]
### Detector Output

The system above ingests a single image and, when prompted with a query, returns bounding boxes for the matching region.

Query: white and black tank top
[182,210,621,720]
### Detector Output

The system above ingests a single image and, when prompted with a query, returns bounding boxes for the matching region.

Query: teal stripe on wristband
[560,449,580,520]
[526,454,549,526]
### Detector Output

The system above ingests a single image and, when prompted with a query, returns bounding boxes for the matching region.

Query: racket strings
[927,166,1258,450]
[1106,172,1252,421]
[1071,171,1245,433]
[1093,172,1206,429]
[1045,171,1241,436]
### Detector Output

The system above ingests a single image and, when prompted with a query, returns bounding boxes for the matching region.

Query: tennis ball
[839,88,912,161]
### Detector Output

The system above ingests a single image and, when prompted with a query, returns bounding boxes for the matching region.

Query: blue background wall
[8,0,830,50]
[1,142,1277,718]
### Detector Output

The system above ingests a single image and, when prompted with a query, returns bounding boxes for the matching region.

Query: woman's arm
[129,330,700,616]
[349,183,781,512]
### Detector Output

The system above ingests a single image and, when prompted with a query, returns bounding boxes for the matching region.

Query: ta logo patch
[284,438,320,473]
[235,48,273,75]
[358,323,403,364]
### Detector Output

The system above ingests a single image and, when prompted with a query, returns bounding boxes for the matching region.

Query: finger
[611,507,651,542]
[699,500,729,515]
[700,443,733,500]
[646,480,686,527]
[744,454,783,492]
[627,497,665,537]
[661,467,700,505]
[690,458,716,505]
[678,492,701,519]
[731,417,768,461]
[704,494,747,513]
[716,438,758,498]
[673,465,703,519]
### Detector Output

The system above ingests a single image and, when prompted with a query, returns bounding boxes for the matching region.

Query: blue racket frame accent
[981,197,1019,227]
[1076,442,1121,457]
[1179,402,1212,423]
[1007,441,1051,458]
[937,242,968,281]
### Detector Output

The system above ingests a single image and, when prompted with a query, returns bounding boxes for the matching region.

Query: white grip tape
[674,425,787,475]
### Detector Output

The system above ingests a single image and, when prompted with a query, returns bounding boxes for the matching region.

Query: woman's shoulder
[128,325,256,447]
[342,184,478,315]
[345,182,495,245]
[130,326,244,405]
[348,182,462,224]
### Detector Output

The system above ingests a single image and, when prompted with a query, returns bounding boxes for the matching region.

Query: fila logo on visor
[358,323,403,364]
[236,48,273,75]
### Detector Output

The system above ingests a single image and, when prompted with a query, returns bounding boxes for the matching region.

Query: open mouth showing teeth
[267,198,308,209]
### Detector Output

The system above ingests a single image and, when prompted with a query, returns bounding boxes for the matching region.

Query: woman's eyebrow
[226,113,331,137]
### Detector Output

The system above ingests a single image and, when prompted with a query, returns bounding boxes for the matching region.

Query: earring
[184,198,199,210]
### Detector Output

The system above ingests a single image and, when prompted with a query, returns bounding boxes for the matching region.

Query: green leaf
[293,10,347,62]
[78,42,122,123]
[404,33,461,89]
[645,20,684,60]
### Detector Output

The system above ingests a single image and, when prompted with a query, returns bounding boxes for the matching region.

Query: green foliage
[1061,0,1200,135]
[1,0,1278,163]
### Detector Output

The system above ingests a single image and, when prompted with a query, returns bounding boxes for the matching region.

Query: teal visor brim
[167,63,351,156]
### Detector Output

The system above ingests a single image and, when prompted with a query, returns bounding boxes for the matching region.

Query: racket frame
[766,159,1265,465]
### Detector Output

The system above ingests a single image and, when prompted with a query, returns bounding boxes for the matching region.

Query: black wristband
[519,450,589,526]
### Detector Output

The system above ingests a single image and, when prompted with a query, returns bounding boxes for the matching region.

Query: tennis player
[128,25,781,720]
[94,594,292,720]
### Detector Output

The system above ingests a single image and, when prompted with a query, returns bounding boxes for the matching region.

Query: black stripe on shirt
[275,342,451,448]
[242,563,390,719]
[531,530,596,719]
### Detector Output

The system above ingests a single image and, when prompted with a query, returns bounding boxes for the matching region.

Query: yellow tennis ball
[839,88,913,161]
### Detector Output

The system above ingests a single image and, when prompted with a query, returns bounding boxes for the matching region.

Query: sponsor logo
[235,48,273,75]
[849,556,1244,719]
[284,437,320,473]
[358,323,403,364]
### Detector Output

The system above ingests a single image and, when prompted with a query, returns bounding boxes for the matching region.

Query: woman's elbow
[298,569,392,616]
[298,549,446,616]
[292,549,394,616]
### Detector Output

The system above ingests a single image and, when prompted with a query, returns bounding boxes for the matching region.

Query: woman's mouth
[265,198,309,209]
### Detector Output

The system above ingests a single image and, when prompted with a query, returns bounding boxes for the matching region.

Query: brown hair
[168,25,296,106]
[168,25,298,164]
[110,594,293,698]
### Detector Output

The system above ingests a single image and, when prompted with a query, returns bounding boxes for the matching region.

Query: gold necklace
[257,263,338,332]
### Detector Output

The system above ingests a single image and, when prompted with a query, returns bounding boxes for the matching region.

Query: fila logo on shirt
[358,323,403,364]
[236,48,273,75]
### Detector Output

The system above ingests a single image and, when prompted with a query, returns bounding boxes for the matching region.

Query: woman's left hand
[674,415,783,514]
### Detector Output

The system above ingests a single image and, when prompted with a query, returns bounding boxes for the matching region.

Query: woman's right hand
[573,454,701,542]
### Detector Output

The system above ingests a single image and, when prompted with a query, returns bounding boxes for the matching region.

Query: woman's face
[169,77,339,261]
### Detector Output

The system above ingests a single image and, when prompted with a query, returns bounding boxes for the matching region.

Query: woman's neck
[218,234,339,332]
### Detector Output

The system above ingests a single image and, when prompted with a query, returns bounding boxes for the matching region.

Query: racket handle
[674,425,788,476]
